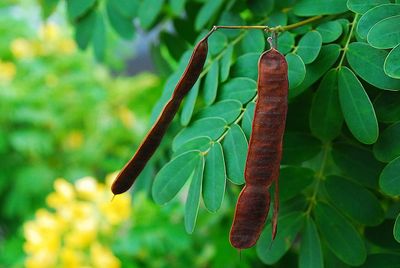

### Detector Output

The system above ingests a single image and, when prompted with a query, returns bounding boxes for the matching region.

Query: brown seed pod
[230,47,288,249]
[111,35,210,195]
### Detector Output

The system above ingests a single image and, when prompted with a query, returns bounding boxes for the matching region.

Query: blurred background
[0,1,268,267]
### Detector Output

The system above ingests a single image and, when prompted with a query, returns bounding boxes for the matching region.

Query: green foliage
[310,69,343,141]
[384,44,400,79]
[338,66,378,144]
[295,30,322,64]
[202,142,226,212]
[316,20,343,43]
[299,217,323,268]
[34,0,400,267]
[286,52,306,88]
[184,156,204,233]
[367,15,400,49]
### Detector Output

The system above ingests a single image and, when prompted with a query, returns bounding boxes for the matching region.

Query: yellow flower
[11,38,34,59]
[25,250,57,268]
[90,242,121,268]
[0,60,16,82]
[24,175,131,268]
[39,23,60,42]
[101,193,131,225]
[58,39,76,54]
[65,219,97,248]
[59,248,84,268]
[75,176,99,201]
[56,178,75,196]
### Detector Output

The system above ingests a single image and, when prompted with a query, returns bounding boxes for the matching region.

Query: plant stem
[337,13,359,68]
[214,25,268,30]
[212,15,323,33]
[214,95,257,144]
[305,142,331,215]
[273,15,323,32]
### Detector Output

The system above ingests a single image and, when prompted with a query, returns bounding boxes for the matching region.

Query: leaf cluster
[41,0,400,266]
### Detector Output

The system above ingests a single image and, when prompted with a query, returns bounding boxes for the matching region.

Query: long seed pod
[111,32,212,195]
[229,45,288,249]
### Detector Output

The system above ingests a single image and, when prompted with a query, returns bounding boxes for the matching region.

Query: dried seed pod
[111,35,209,195]
[230,47,288,249]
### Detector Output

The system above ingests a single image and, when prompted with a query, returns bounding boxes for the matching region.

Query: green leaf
[173,136,212,157]
[379,156,400,196]
[106,2,134,39]
[367,15,400,49]
[173,117,227,151]
[337,18,350,37]
[40,0,60,18]
[217,11,244,38]
[180,80,200,126]
[195,99,242,124]
[152,150,202,204]
[310,69,343,141]
[202,142,226,212]
[325,175,384,225]
[241,102,255,139]
[332,143,384,188]
[241,30,266,54]
[315,202,366,266]
[75,11,97,49]
[299,218,323,268]
[67,0,96,21]
[150,73,179,123]
[296,31,322,64]
[374,91,400,123]
[373,122,400,162]
[248,0,274,16]
[279,166,314,201]
[395,214,400,243]
[316,20,343,43]
[231,53,259,81]
[338,66,378,144]
[290,44,341,99]
[169,0,186,16]
[282,132,321,165]
[347,0,390,14]
[92,13,105,61]
[160,31,188,61]
[109,0,139,18]
[203,61,219,105]
[222,124,247,184]
[357,4,400,38]
[195,0,224,30]
[359,254,400,268]
[278,31,295,55]
[293,0,348,16]
[286,53,306,89]
[384,43,400,79]
[269,10,288,27]
[138,0,164,29]
[257,212,305,265]
[208,31,227,56]
[185,157,204,233]
[218,77,257,104]
[219,44,233,82]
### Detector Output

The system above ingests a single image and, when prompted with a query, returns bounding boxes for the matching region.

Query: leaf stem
[214,96,257,144]
[337,14,359,69]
